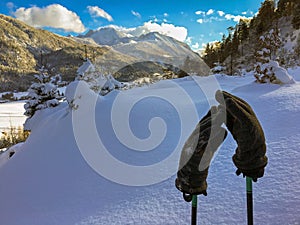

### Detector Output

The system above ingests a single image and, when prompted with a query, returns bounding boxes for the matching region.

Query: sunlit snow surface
[1,71,300,225]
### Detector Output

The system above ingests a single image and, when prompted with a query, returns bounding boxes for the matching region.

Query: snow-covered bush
[76,60,125,95]
[253,28,293,84]
[211,62,226,74]
[24,67,62,117]
[1,92,15,101]
[100,74,125,95]
[76,60,110,93]
[254,60,295,84]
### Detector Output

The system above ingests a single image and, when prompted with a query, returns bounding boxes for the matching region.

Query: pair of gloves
[175,90,268,195]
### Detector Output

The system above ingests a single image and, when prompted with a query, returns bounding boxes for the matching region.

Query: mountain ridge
[0,14,210,92]
[79,26,210,76]
[0,14,108,91]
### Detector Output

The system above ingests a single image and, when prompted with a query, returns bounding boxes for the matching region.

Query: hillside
[0,14,210,92]
[0,14,108,91]
[203,0,300,74]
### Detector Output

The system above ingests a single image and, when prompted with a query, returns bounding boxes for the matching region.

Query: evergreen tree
[238,19,250,56]
[254,28,282,83]
[291,1,300,29]
[203,43,217,68]
[255,0,276,34]
[24,67,61,117]
[231,27,240,56]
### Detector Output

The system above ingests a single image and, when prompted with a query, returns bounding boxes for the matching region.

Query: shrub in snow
[100,74,125,95]
[24,67,62,117]
[65,81,81,111]
[0,126,30,150]
[76,60,110,93]
[253,28,293,84]
[255,60,295,84]
[76,59,96,78]
[1,92,16,101]
[211,62,226,74]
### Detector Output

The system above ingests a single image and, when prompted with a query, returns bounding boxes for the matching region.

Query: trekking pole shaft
[191,195,197,225]
[246,177,253,225]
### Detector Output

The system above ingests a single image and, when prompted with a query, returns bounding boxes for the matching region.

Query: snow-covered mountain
[81,27,132,46]
[0,14,209,92]
[78,27,210,76]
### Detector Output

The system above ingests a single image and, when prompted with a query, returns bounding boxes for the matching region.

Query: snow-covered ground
[0,69,300,225]
[0,101,26,134]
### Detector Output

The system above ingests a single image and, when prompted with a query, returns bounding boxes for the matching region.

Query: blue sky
[0,0,268,50]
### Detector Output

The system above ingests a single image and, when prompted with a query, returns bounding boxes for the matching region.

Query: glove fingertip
[215,90,226,104]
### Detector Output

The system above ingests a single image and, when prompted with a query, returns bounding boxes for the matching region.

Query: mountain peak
[81,26,132,46]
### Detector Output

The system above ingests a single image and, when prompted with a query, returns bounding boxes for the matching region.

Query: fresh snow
[77,59,96,76]
[0,71,300,225]
[0,143,23,167]
[270,61,294,84]
[288,66,300,82]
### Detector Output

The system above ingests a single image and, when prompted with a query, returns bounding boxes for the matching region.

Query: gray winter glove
[215,90,268,181]
[175,106,227,195]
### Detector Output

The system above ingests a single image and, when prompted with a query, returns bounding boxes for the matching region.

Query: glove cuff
[233,153,268,180]
[175,178,208,196]
[175,166,209,195]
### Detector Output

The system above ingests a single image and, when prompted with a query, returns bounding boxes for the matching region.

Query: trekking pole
[191,195,197,225]
[183,193,197,225]
[246,177,253,225]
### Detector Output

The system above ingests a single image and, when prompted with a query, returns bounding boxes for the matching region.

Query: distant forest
[202,0,300,74]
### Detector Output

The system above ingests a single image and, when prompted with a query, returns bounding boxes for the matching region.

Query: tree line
[202,0,300,73]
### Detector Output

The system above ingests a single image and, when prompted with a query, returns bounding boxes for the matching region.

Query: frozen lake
[0,101,26,134]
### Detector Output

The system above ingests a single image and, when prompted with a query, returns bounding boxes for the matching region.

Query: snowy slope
[0,72,300,225]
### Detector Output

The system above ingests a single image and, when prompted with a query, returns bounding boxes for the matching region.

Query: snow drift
[0,73,300,224]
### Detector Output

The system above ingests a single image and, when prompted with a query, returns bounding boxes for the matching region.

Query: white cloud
[224,14,251,22]
[192,42,200,50]
[131,10,141,18]
[195,9,253,24]
[107,21,188,42]
[185,37,192,45]
[217,11,225,17]
[135,21,188,42]
[195,10,205,16]
[87,6,113,22]
[163,13,169,17]
[197,18,203,24]
[13,4,85,33]
[206,9,214,15]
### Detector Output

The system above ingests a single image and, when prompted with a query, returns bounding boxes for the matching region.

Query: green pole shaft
[191,195,197,225]
[246,177,253,225]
